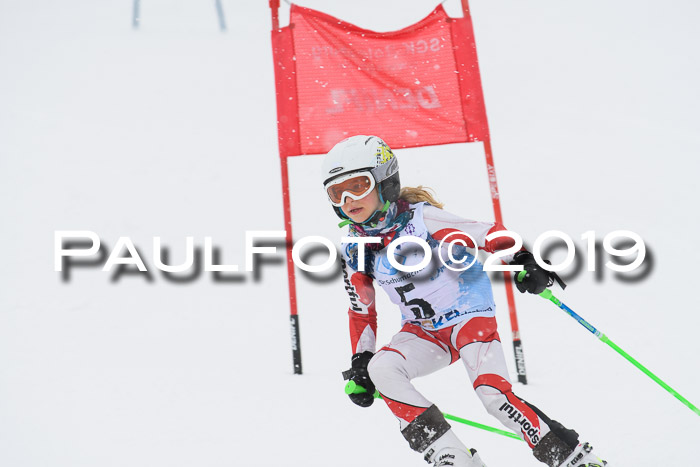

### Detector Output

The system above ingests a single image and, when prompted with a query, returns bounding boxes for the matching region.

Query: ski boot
[430,448,486,467]
[558,442,607,467]
[422,429,487,467]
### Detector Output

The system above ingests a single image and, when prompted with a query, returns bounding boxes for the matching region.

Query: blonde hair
[399,185,444,209]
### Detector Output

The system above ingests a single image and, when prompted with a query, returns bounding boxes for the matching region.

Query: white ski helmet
[321,135,401,225]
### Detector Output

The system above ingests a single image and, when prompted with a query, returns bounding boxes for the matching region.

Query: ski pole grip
[344,380,381,399]
[345,380,366,395]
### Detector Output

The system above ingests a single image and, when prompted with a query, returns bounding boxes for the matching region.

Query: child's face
[342,188,382,224]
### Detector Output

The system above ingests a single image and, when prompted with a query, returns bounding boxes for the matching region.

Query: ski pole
[538,288,700,417]
[344,381,522,441]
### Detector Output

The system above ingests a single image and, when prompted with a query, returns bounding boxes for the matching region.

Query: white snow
[1,0,699,466]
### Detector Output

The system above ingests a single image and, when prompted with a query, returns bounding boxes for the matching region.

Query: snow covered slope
[1,0,698,466]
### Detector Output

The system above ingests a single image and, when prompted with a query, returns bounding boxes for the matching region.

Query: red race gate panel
[271,4,489,157]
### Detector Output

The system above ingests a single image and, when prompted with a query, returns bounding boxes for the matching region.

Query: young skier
[322,135,608,467]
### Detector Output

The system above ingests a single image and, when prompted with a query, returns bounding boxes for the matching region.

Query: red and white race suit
[341,202,555,449]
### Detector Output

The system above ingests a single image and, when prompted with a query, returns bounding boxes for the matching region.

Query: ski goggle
[324,171,376,207]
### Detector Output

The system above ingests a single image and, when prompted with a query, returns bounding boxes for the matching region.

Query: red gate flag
[271,4,490,157]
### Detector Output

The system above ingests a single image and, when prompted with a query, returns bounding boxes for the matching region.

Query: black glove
[510,250,566,294]
[341,351,375,408]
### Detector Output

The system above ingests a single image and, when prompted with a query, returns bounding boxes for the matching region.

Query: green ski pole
[537,288,700,416]
[344,381,522,441]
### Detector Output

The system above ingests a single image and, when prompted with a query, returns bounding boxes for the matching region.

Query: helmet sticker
[376,142,395,165]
